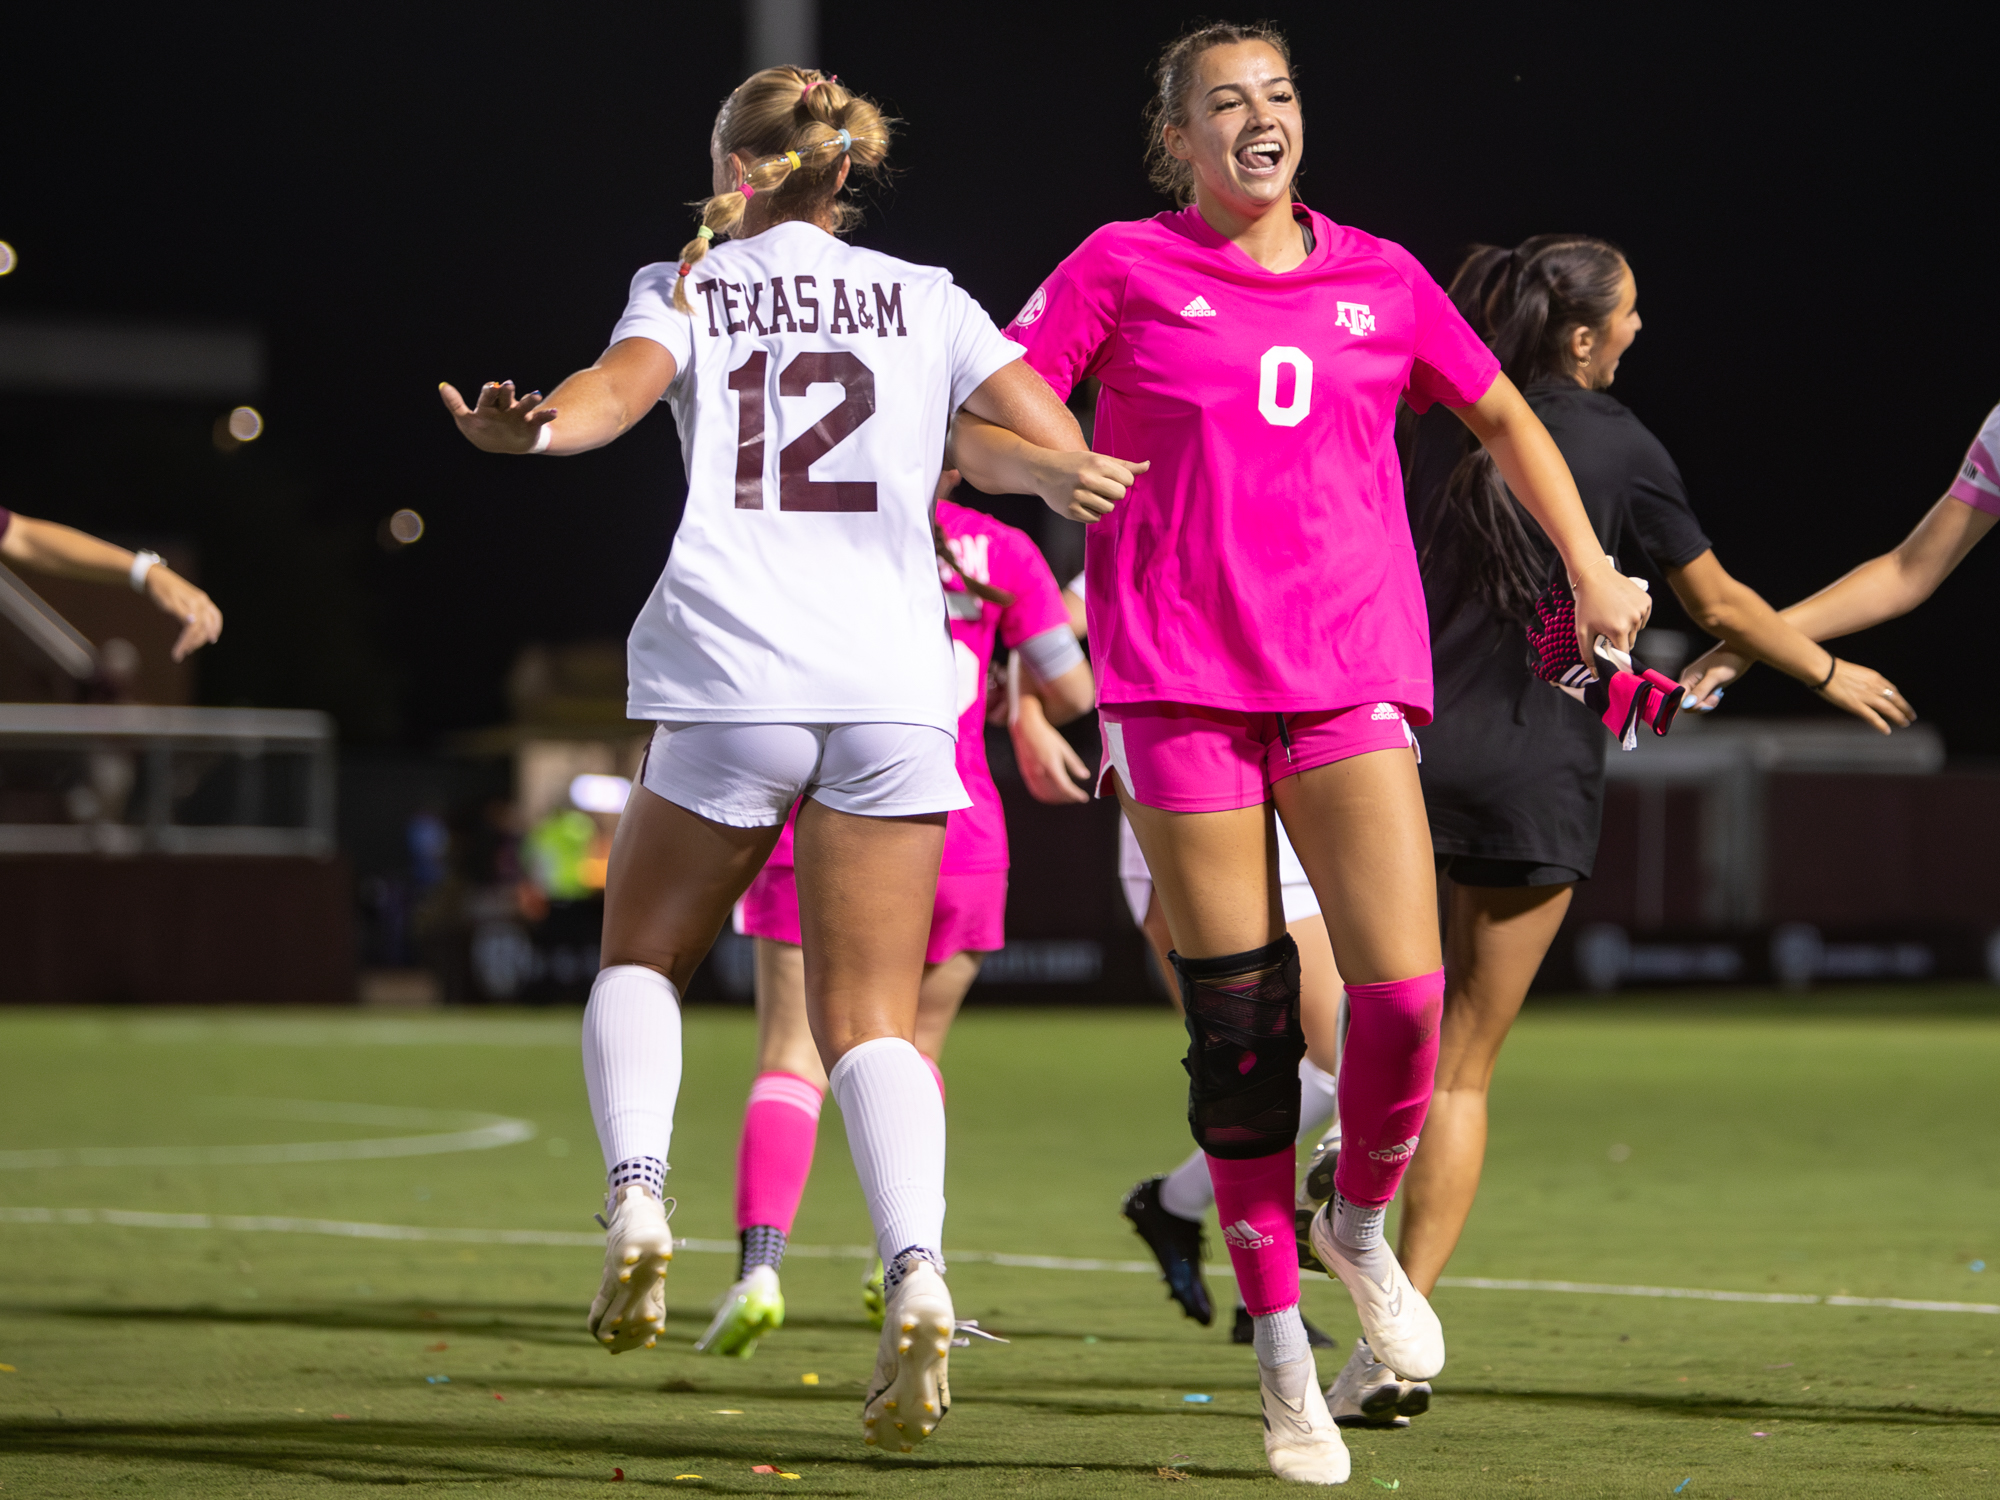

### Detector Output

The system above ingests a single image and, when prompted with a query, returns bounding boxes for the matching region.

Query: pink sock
[921,1052,945,1103]
[1206,1149,1299,1317]
[1332,969,1445,1208]
[735,1071,824,1232]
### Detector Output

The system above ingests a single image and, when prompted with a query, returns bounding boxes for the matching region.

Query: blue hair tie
[835,128,852,152]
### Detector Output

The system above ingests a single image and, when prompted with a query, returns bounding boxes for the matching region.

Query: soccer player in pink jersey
[440,67,1135,1454]
[1681,400,2000,704]
[953,22,1652,1483]
[697,475,1093,1358]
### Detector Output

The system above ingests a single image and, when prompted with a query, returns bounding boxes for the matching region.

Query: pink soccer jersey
[1947,402,2000,517]
[1005,203,1500,721]
[760,498,1069,875]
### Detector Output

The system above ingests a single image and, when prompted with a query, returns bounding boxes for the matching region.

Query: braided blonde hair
[673,67,892,313]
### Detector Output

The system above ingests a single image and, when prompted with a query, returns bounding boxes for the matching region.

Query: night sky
[4,4,1994,751]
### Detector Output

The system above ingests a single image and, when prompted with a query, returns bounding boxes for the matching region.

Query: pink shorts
[1098,701,1418,813]
[734,865,1009,966]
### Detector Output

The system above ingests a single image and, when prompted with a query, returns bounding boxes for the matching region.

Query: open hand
[146,568,223,661]
[438,380,557,454]
[1679,644,1748,711]
[1816,659,1914,735]
[1011,698,1092,805]
[1028,450,1148,524]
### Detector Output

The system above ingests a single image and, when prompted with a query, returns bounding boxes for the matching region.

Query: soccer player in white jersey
[440,66,1139,1454]
[1681,399,1998,707]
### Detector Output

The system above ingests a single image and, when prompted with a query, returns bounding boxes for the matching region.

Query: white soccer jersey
[610,221,1023,732]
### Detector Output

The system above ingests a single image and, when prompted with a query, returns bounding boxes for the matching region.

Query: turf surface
[0,996,1995,1497]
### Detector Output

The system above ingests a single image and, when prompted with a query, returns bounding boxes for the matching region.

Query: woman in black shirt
[1326,235,1909,1426]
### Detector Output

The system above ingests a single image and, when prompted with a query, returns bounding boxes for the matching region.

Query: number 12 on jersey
[727,350,878,512]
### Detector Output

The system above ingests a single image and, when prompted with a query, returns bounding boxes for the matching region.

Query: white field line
[1,1207,1993,1317]
[0,1102,535,1169]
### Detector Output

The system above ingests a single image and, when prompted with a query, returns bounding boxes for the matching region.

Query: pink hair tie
[740,183,756,199]
[801,74,837,100]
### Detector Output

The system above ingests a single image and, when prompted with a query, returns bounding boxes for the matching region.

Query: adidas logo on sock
[1222,1219,1276,1251]
[1180,295,1218,318]
[1366,1135,1421,1164]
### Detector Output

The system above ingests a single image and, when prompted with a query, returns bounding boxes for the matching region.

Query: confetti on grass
[1674,1479,1692,1493]
[1181,1394,1211,1404]
[612,1469,624,1482]
[801,1373,819,1385]
[1371,1481,1400,1492]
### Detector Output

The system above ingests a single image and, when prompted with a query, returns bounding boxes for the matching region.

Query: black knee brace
[1171,935,1305,1160]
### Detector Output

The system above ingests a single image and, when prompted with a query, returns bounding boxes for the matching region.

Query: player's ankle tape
[609,1156,666,1198]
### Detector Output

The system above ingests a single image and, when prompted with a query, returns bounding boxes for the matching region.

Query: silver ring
[1883,688,1896,698]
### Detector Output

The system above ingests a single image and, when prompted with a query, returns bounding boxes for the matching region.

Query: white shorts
[1117,813,1321,929]
[639,722,970,829]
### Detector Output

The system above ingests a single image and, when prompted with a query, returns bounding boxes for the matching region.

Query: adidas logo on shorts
[1222,1219,1276,1251]
[1180,295,1218,318]
[1370,703,1402,721]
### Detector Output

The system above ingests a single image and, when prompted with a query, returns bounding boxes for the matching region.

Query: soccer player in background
[439,65,1137,1453]
[0,506,222,660]
[956,21,1653,1484]
[1391,235,1909,1431]
[1680,401,2000,703]
[697,469,1094,1359]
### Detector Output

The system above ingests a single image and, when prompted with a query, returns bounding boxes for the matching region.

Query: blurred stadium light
[0,318,262,397]
[746,0,815,71]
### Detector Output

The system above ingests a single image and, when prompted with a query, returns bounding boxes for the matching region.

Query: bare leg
[914,951,983,1062]
[601,786,784,983]
[753,940,828,1088]
[1397,880,1573,1297]
[791,800,945,1067]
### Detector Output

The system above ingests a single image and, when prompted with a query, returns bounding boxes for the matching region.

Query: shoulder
[1974,401,2000,451]
[1313,217,1433,292]
[626,260,687,299]
[1050,214,1184,284]
[939,498,1027,550]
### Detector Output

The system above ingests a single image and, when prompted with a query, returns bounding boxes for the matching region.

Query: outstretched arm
[951,363,1148,523]
[0,513,222,660]
[1451,374,1653,657]
[1667,550,1912,734]
[439,336,676,456]
[1682,495,1994,706]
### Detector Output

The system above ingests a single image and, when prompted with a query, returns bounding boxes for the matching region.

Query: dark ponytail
[1415,234,1628,626]
[934,520,1014,607]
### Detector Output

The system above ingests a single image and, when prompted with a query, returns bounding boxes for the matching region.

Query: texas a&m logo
[1334,301,1376,336]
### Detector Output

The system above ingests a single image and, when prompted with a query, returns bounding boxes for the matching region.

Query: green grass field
[1,996,1996,1498]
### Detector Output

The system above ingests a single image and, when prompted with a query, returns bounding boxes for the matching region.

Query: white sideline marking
[1,1208,1993,1317]
[0,1101,535,1168]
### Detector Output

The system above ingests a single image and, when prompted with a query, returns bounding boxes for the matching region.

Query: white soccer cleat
[1259,1352,1351,1485]
[1325,1337,1429,1428]
[861,1258,953,1452]
[587,1186,673,1354]
[1309,1204,1444,1381]
[694,1264,784,1358]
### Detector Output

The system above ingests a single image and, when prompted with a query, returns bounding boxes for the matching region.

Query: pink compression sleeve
[735,1071,825,1233]
[1331,969,1445,1209]
[1206,1149,1300,1317]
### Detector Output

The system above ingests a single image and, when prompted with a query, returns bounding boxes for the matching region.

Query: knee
[1176,935,1306,1159]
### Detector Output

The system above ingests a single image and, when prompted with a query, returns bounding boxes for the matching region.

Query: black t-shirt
[1407,381,1712,874]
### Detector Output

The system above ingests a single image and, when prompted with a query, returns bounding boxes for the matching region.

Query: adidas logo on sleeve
[1179,295,1218,318]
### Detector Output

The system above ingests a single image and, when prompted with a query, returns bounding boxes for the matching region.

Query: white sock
[1333,1191,1385,1251]
[582,965,682,1190]
[1253,1304,1310,1376]
[828,1036,946,1269]
[1159,1148,1212,1221]
[1296,1057,1339,1144]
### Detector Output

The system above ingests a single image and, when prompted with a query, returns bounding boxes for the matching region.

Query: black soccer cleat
[1121,1177,1213,1326]
[1231,1303,1337,1348]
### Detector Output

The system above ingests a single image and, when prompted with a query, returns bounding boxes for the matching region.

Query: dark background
[2,3,1993,751]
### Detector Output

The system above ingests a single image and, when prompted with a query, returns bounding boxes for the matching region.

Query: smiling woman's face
[1164,41,1302,216]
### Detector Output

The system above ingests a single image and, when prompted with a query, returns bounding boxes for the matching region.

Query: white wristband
[529,424,553,455]
[128,550,162,592]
